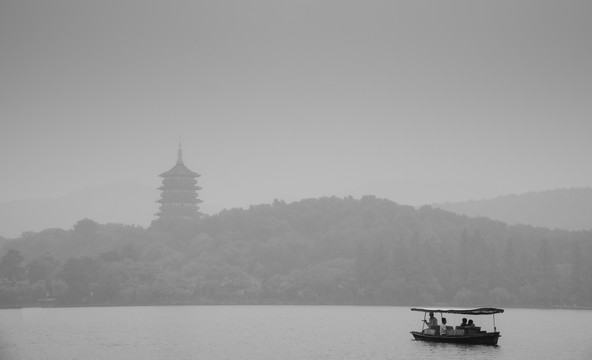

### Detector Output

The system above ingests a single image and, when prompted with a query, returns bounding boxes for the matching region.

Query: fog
[2,6,592,360]
[1,0,591,232]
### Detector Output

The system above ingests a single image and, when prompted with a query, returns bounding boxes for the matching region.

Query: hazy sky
[2,0,591,212]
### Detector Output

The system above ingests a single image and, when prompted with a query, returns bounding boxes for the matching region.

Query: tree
[0,249,25,284]
[568,240,585,305]
[58,257,99,304]
[499,237,524,295]
[73,218,99,235]
[26,256,59,283]
[535,238,558,306]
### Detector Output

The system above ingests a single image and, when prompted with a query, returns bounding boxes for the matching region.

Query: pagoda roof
[160,143,200,177]
[160,162,199,177]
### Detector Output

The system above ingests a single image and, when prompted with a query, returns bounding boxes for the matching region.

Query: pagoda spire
[177,138,184,164]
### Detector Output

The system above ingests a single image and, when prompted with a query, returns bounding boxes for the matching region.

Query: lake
[1,306,591,359]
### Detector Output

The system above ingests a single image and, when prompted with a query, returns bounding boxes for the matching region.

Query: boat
[410,307,504,345]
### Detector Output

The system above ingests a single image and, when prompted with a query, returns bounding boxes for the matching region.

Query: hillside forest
[1,196,591,308]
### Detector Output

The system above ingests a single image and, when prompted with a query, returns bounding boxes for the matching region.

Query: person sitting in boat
[440,317,449,336]
[459,318,468,328]
[466,319,475,328]
[424,312,438,326]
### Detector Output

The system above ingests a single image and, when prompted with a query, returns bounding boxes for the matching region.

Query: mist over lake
[2,0,592,359]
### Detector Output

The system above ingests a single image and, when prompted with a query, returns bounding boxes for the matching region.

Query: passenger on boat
[440,318,448,336]
[424,312,438,326]
[459,318,468,328]
[466,319,475,328]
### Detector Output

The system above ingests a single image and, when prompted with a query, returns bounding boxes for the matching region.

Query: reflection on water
[1,306,591,360]
[413,341,501,360]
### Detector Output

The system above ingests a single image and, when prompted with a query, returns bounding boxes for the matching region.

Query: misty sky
[2,0,591,213]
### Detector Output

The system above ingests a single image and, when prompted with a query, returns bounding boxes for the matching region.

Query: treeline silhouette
[1,196,590,308]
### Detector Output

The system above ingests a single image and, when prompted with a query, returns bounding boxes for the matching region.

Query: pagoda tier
[155,144,202,221]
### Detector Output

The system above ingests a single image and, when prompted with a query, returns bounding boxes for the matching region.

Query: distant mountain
[434,187,592,231]
[0,182,159,238]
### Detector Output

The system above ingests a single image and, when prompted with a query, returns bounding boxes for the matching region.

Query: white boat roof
[411,307,504,315]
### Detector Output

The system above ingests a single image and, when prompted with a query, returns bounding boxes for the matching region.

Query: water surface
[1,306,591,359]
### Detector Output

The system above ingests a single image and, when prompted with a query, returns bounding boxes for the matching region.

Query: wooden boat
[410,307,504,345]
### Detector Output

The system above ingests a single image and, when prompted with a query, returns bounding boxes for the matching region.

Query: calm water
[1,306,591,360]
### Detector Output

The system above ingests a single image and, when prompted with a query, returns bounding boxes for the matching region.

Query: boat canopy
[411,307,504,315]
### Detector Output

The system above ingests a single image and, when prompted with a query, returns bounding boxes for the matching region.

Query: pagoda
[155,143,202,222]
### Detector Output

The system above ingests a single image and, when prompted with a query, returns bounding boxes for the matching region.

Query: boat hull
[411,331,500,345]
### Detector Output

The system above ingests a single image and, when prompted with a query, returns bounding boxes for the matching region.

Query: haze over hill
[0,183,160,238]
[2,184,591,239]
[434,188,592,231]
[1,0,590,241]
[0,181,230,239]
[3,1,592,221]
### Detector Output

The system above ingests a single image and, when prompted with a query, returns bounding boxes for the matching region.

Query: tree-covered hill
[1,196,590,308]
